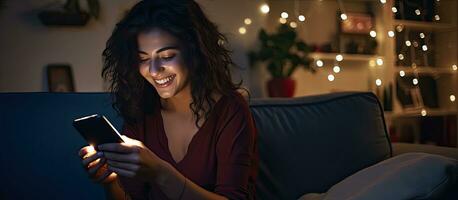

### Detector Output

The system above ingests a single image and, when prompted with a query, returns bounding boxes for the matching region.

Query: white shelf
[308,52,381,62]
[385,109,458,118]
[394,20,457,31]
[395,66,458,75]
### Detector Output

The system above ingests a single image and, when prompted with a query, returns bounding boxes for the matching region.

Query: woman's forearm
[155,163,228,200]
[104,180,131,200]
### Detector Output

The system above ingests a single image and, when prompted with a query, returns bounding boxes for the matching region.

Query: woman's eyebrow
[138,46,179,55]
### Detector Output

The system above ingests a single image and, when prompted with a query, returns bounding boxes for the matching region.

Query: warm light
[336,54,343,61]
[279,18,287,24]
[450,95,456,102]
[370,30,377,38]
[244,18,252,25]
[421,109,427,116]
[413,78,419,85]
[399,70,405,77]
[281,12,289,19]
[398,54,405,60]
[415,9,421,16]
[238,27,246,34]
[452,64,457,71]
[388,31,395,38]
[380,0,386,4]
[419,32,425,39]
[369,60,376,67]
[422,45,428,51]
[376,58,384,66]
[86,145,96,156]
[435,15,440,21]
[340,13,348,21]
[391,7,398,13]
[316,60,324,67]
[289,21,297,28]
[405,40,412,46]
[298,15,305,22]
[328,74,335,81]
[396,25,404,32]
[333,65,341,73]
[376,79,382,86]
[260,4,270,14]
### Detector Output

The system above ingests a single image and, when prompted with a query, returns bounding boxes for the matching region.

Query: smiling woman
[77,0,258,200]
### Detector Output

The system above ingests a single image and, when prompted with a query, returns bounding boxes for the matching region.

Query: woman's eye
[160,55,175,61]
[139,58,149,64]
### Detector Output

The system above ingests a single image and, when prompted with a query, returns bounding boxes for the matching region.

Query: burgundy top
[118,91,258,200]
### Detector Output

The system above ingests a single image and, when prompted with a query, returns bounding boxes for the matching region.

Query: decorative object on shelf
[396,75,439,109]
[394,0,436,22]
[337,12,378,55]
[46,64,75,92]
[340,12,373,34]
[38,0,100,26]
[248,24,313,97]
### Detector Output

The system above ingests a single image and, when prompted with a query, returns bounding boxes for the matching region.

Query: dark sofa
[1,92,457,199]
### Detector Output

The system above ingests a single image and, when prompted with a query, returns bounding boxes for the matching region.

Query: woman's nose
[149,60,165,76]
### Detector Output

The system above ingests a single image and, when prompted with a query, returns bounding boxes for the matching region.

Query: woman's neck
[160,86,193,114]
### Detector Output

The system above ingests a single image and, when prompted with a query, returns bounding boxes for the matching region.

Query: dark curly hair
[102,0,246,127]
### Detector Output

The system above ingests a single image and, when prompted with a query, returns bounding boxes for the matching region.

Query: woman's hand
[78,145,118,184]
[98,135,169,183]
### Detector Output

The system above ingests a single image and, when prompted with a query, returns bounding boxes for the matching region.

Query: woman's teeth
[154,75,174,85]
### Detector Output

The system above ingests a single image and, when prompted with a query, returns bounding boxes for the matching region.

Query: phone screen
[73,114,124,147]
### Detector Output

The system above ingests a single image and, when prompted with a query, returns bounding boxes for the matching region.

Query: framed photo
[47,64,75,92]
[340,13,374,34]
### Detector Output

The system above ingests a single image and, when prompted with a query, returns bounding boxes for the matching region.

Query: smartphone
[73,114,124,148]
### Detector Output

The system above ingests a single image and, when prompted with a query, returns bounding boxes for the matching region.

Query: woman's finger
[82,152,103,168]
[106,159,139,171]
[88,157,106,176]
[107,165,135,178]
[98,143,137,153]
[79,145,96,158]
[103,152,139,163]
[93,168,113,183]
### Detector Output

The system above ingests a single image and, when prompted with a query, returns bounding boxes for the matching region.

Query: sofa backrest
[0,92,391,199]
[249,92,391,200]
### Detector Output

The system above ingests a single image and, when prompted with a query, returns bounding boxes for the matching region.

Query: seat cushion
[323,153,458,200]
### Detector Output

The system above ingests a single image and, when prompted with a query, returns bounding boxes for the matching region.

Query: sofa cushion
[323,153,458,200]
[249,92,391,200]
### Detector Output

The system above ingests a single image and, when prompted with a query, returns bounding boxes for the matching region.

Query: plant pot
[38,10,90,26]
[267,78,296,97]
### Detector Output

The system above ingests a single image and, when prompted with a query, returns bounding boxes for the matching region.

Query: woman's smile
[153,74,176,88]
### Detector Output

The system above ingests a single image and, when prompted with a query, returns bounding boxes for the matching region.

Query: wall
[0,0,265,95]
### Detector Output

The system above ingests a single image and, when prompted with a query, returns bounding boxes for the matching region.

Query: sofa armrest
[392,142,458,160]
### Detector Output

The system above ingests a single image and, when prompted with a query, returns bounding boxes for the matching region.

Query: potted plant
[248,24,314,97]
[38,0,100,26]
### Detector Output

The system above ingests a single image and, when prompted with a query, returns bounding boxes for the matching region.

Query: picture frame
[46,64,75,92]
[340,12,373,34]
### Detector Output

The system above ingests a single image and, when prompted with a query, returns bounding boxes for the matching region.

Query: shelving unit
[308,52,381,62]
[380,0,458,147]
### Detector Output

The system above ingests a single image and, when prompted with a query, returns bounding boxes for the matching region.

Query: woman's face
[137,28,190,99]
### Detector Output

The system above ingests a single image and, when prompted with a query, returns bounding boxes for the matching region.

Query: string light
[434,15,440,21]
[450,95,456,102]
[396,25,404,32]
[316,60,324,67]
[376,58,384,66]
[380,0,386,4]
[399,70,405,77]
[333,65,341,73]
[370,30,377,38]
[405,40,412,46]
[336,54,343,61]
[413,78,419,85]
[340,13,348,21]
[328,74,335,81]
[244,18,252,25]
[289,21,297,28]
[392,7,398,13]
[452,64,457,71]
[422,45,428,51]
[279,18,287,24]
[413,41,419,48]
[415,9,421,16]
[419,32,425,39]
[388,31,395,38]
[238,27,246,34]
[421,109,427,116]
[260,4,270,14]
[369,60,376,67]
[281,12,289,19]
[298,15,305,22]
[376,79,382,86]
[398,54,405,60]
